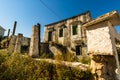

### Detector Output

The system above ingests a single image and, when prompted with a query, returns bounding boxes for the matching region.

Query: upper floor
[43,11,91,47]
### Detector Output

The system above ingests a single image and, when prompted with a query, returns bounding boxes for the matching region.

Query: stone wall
[86,21,114,55]
[8,34,30,55]
[14,34,23,53]
[40,42,50,54]
[8,35,17,55]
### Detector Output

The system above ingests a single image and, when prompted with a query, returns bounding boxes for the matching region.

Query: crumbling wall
[83,11,120,80]
[8,34,30,55]
[87,21,114,55]
[29,24,40,58]
[8,35,17,55]
[40,42,50,54]
[14,34,23,53]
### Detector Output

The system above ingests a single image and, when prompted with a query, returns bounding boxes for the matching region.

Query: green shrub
[40,53,51,59]
[116,47,120,64]
[0,50,93,80]
[0,49,9,64]
[78,56,91,64]
[54,51,78,62]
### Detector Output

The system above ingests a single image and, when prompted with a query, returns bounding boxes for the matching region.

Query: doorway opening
[48,31,52,41]
[76,45,82,55]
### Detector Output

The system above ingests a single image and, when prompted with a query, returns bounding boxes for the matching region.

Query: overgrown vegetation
[0,49,9,65]
[78,56,91,64]
[53,51,77,62]
[115,38,120,64]
[0,49,93,80]
[40,51,91,65]
[116,47,120,64]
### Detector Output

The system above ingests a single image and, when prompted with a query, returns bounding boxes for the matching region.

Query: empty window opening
[48,31,52,41]
[21,45,29,53]
[115,38,120,65]
[76,45,82,55]
[59,28,63,37]
[72,25,78,35]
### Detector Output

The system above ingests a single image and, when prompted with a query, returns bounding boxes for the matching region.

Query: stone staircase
[49,42,67,56]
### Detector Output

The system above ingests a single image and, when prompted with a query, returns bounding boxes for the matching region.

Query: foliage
[0,49,93,80]
[115,38,120,45]
[78,56,91,64]
[40,53,50,59]
[54,51,91,65]
[0,38,8,45]
[116,47,120,64]
[50,42,91,64]
[0,49,9,65]
[54,51,78,62]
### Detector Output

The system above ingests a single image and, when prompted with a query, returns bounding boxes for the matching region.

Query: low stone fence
[35,59,88,71]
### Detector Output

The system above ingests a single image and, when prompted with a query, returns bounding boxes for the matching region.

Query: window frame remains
[59,28,63,37]
[72,25,78,35]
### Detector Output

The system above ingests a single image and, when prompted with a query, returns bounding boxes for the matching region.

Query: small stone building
[0,26,5,38]
[43,10,120,79]
[43,11,91,56]
[8,34,30,55]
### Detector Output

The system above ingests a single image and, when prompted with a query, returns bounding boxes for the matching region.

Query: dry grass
[0,49,93,80]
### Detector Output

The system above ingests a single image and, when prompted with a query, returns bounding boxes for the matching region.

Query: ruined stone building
[82,11,120,80]
[8,34,30,55]
[3,10,120,79]
[43,10,120,56]
[43,10,120,79]
[43,11,91,56]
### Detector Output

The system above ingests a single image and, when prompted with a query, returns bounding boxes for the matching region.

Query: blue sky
[0,0,120,41]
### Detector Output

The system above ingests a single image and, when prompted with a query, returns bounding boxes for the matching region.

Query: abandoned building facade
[43,10,120,79]
[43,11,91,56]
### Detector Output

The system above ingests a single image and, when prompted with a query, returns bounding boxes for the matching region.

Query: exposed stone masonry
[43,11,90,56]
[29,23,40,58]
[8,35,17,55]
[8,34,30,55]
[14,33,23,53]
